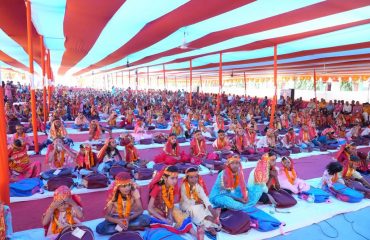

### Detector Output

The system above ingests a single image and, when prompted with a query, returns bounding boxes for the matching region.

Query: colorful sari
[8,144,41,182]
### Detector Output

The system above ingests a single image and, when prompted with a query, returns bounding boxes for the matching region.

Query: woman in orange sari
[42,186,83,239]
[8,139,41,182]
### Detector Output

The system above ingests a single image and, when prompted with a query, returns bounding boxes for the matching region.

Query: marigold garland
[161,185,174,210]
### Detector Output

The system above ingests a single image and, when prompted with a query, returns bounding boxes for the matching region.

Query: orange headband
[227,155,241,165]
[164,170,179,178]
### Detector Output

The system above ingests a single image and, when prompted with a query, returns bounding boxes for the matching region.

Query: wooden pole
[269,45,278,129]
[26,0,39,153]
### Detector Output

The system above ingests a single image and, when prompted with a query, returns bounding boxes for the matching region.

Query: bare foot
[215,208,221,224]
[197,226,205,240]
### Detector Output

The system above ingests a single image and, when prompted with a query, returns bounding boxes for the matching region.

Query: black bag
[41,168,73,180]
[82,173,109,189]
[56,226,95,240]
[220,209,251,234]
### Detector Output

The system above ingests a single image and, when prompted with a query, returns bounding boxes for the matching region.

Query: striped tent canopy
[1,0,370,78]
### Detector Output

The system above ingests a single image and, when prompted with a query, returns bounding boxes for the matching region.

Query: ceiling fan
[177,31,200,50]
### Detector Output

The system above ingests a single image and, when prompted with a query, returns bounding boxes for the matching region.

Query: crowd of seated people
[2,84,370,239]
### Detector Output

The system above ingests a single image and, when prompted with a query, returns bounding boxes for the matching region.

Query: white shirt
[343,104,352,113]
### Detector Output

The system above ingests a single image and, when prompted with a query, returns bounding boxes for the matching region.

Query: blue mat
[271,207,370,240]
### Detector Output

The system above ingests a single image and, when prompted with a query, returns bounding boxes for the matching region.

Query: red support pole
[189,59,192,106]
[26,0,39,154]
[163,64,166,89]
[40,36,47,127]
[136,69,139,92]
[147,66,149,92]
[200,75,203,94]
[121,71,124,88]
[46,50,51,115]
[243,72,247,98]
[0,86,10,204]
[217,52,222,112]
[314,69,318,112]
[269,45,278,129]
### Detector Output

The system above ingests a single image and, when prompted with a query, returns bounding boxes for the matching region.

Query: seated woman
[134,117,145,134]
[256,128,277,152]
[72,112,89,129]
[209,155,251,210]
[147,166,198,237]
[9,124,32,150]
[156,114,168,129]
[154,134,189,165]
[88,119,101,141]
[46,138,77,169]
[246,123,257,148]
[233,128,254,155]
[337,143,369,173]
[169,119,184,137]
[124,134,148,166]
[0,202,13,240]
[89,105,100,121]
[8,139,41,182]
[338,144,370,197]
[96,172,150,235]
[281,127,299,150]
[107,111,118,129]
[247,152,297,208]
[125,108,135,127]
[321,162,364,202]
[318,128,341,148]
[198,121,214,140]
[277,157,310,194]
[298,124,318,148]
[190,130,208,165]
[42,186,84,239]
[97,138,124,172]
[212,117,225,137]
[180,167,221,237]
[75,144,99,170]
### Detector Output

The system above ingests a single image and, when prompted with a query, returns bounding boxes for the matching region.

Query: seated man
[256,128,277,151]
[277,157,310,194]
[212,117,225,137]
[154,134,189,165]
[190,130,208,165]
[8,139,41,182]
[89,120,102,141]
[42,186,84,238]
[46,138,77,169]
[75,144,99,170]
[212,130,232,157]
[337,143,369,173]
[298,124,318,148]
[180,167,221,237]
[134,117,145,134]
[96,172,150,235]
[73,112,89,129]
[0,202,13,240]
[124,134,149,166]
[209,155,251,210]
[156,114,168,129]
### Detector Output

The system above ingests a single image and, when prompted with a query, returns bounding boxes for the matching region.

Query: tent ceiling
[0,0,369,77]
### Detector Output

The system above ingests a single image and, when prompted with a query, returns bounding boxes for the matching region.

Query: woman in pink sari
[277,157,310,194]
[190,130,208,165]
[154,134,190,165]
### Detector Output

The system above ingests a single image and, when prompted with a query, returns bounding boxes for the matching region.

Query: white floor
[11,178,370,240]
